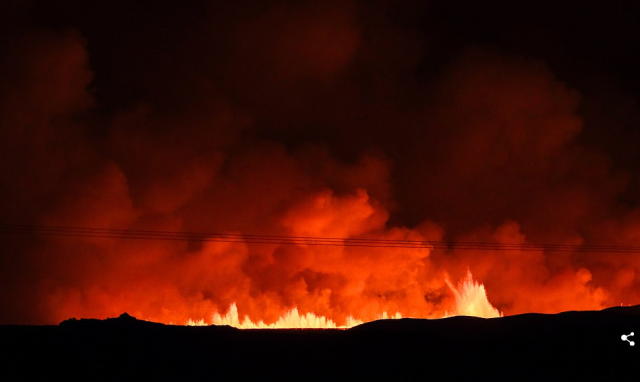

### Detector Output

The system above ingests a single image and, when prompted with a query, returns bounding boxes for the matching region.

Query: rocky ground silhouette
[2,306,639,381]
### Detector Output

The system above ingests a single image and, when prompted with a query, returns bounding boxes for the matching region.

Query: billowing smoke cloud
[1,0,640,324]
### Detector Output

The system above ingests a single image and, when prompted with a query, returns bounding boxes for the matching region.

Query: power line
[1,223,640,253]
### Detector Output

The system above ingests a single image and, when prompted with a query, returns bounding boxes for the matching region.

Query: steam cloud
[1,0,639,324]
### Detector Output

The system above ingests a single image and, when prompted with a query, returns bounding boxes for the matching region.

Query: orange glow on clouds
[2,2,640,326]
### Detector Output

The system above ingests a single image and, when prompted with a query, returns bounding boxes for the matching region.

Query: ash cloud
[1,0,640,324]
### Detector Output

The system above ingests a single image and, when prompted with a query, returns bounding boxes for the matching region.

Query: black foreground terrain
[2,306,639,381]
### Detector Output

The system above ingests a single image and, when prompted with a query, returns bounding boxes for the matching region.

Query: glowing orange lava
[446,270,503,318]
[186,271,498,328]
[187,302,402,329]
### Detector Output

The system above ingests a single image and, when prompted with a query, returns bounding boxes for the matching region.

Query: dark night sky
[1,0,640,324]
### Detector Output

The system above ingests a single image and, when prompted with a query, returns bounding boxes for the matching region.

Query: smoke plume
[1,0,640,324]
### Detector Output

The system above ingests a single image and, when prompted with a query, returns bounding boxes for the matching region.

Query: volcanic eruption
[1,0,640,331]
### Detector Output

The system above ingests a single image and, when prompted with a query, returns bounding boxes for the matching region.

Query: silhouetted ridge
[115,312,136,321]
[59,312,165,329]
[601,304,640,315]
[3,305,639,381]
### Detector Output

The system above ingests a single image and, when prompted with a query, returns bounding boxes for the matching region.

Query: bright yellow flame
[187,302,402,329]
[445,270,503,318]
[185,270,499,328]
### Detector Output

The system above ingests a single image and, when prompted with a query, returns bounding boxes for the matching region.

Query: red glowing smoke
[1,1,640,325]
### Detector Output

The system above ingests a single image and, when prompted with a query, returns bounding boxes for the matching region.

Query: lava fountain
[187,271,498,328]
[445,270,503,318]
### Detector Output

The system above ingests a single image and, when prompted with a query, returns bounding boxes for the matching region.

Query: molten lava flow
[185,271,499,328]
[210,303,360,329]
[187,302,402,329]
[445,270,503,318]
